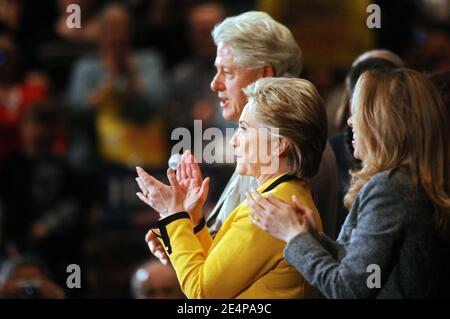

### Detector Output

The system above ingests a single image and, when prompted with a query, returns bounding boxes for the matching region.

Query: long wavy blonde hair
[344,68,450,236]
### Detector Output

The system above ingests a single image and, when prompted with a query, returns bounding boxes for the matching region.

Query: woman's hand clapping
[246,189,321,243]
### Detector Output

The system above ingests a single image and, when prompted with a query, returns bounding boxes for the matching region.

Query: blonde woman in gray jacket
[247,68,450,298]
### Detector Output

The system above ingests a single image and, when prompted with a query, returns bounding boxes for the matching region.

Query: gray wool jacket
[285,166,448,299]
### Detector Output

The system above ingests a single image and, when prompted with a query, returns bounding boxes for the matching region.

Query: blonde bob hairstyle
[344,68,450,236]
[212,11,302,77]
[243,77,327,178]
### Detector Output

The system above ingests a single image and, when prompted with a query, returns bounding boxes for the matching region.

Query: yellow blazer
[159,174,323,299]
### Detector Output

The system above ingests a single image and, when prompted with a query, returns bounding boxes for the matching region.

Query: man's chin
[222,109,239,122]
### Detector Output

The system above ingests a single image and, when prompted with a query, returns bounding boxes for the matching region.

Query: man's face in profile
[210,43,265,122]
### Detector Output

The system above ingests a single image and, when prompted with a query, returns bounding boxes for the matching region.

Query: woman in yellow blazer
[135,77,328,298]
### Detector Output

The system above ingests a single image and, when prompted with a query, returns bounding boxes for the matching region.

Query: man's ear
[263,64,275,77]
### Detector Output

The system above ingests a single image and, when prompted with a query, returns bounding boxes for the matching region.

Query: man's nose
[210,72,224,92]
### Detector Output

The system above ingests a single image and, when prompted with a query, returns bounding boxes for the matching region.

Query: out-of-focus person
[66,3,169,168]
[131,259,184,299]
[0,256,65,299]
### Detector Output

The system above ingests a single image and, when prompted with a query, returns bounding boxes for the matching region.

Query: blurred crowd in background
[0,0,448,298]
